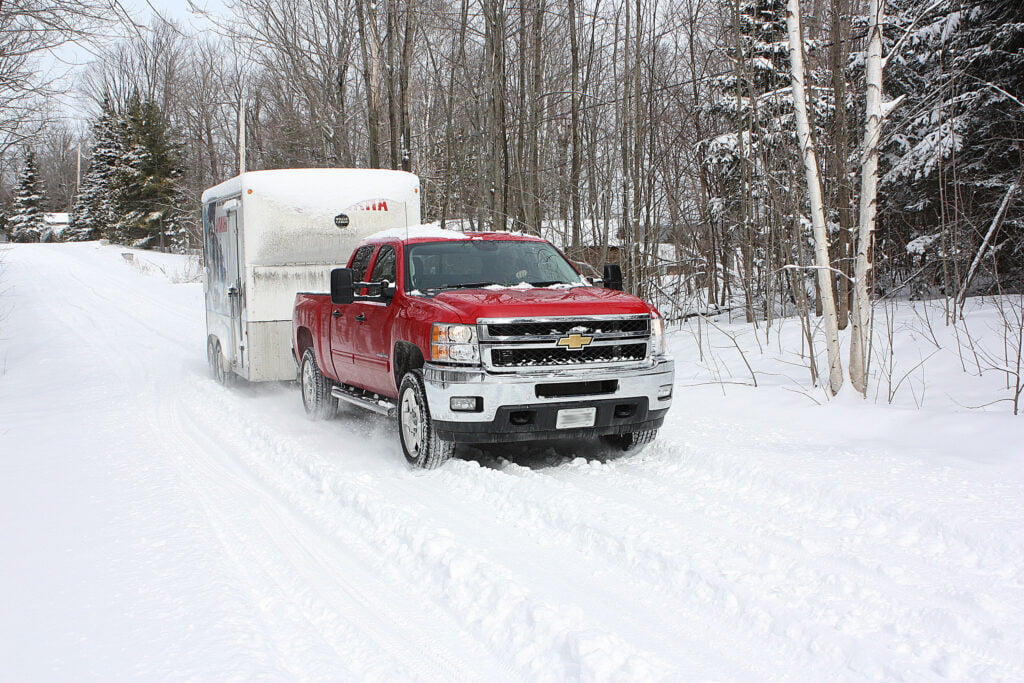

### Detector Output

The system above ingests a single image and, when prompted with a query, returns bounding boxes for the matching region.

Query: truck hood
[424,285,655,322]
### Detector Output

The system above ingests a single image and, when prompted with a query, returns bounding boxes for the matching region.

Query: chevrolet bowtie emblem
[556,333,594,350]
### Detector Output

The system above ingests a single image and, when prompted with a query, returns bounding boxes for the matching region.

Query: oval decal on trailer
[334,214,350,228]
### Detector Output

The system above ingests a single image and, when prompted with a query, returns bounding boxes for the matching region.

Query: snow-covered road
[2,243,1022,680]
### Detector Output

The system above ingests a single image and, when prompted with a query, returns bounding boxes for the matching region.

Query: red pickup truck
[292,228,674,468]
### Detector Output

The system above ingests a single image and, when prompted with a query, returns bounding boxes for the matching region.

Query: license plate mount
[556,407,597,429]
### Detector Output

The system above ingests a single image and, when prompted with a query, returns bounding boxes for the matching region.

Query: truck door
[329,245,375,383]
[350,244,401,396]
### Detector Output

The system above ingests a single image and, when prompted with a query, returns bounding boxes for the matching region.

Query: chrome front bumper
[422,356,675,423]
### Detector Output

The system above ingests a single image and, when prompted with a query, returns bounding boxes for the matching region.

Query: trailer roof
[201,168,419,209]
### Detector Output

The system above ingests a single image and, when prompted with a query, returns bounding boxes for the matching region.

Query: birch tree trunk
[849,0,884,395]
[786,0,844,395]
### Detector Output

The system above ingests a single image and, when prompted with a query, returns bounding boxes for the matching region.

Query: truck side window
[349,245,374,282]
[369,245,397,283]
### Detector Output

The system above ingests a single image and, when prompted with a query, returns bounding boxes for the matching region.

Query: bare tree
[1,0,128,153]
[786,0,843,395]
[848,0,885,395]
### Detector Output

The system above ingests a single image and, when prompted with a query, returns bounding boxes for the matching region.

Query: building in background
[41,213,70,242]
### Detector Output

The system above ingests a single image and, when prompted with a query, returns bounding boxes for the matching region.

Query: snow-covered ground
[1,242,1022,680]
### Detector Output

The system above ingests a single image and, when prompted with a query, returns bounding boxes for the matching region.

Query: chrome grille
[484,318,649,340]
[491,343,648,367]
[478,314,652,371]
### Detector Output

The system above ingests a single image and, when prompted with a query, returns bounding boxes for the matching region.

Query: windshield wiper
[435,282,496,290]
[527,280,573,287]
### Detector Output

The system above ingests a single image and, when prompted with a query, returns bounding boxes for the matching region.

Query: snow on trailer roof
[201,168,420,216]
[202,168,421,267]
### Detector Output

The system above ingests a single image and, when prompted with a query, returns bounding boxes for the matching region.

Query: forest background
[1,0,1021,396]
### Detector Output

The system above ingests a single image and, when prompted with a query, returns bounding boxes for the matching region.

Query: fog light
[658,384,673,399]
[450,396,481,412]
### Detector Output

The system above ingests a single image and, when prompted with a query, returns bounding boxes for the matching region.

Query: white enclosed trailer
[201,168,421,382]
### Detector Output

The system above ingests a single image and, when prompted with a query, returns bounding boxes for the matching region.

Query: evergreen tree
[702,0,806,318]
[705,0,794,197]
[716,0,794,135]
[67,97,125,242]
[110,93,185,249]
[8,151,47,243]
[883,0,1024,293]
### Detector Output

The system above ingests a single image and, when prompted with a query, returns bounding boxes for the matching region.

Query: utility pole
[238,97,246,175]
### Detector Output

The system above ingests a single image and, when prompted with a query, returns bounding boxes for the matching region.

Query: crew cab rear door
[328,244,374,383]
[349,244,401,396]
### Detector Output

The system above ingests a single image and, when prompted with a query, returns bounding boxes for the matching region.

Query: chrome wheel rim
[400,388,422,457]
[302,357,316,408]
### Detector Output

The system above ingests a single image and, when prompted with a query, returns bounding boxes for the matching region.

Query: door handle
[332,310,341,318]
[355,313,367,323]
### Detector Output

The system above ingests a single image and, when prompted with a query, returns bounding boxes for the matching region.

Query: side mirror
[602,263,624,291]
[331,268,355,305]
[380,279,397,301]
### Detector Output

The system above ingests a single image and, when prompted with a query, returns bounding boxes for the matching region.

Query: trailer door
[203,196,245,372]
[225,201,246,370]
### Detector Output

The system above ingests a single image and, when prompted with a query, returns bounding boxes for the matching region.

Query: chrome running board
[331,386,396,417]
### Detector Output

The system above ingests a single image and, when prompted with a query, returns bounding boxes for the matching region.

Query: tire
[398,369,455,469]
[208,338,233,386]
[601,428,658,454]
[300,348,337,420]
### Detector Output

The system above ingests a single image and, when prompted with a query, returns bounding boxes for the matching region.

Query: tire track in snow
[460,431,1024,680]
[433,455,844,679]
[149,388,471,680]
[171,376,675,680]
[8,245,499,678]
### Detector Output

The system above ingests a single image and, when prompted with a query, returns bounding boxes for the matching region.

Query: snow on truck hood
[419,285,656,322]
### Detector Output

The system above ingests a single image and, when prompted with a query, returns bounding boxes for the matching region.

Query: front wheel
[300,348,337,420]
[398,370,455,469]
[601,429,658,454]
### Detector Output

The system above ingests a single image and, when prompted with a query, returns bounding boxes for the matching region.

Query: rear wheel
[601,429,658,454]
[300,348,337,420]
[208,338,232,385]
[399,370,455,469]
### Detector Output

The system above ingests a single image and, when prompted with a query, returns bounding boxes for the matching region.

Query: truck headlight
[651,313,666,356]
[431,323,480,364]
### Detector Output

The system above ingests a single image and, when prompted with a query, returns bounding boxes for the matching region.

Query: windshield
[405,240,584,292]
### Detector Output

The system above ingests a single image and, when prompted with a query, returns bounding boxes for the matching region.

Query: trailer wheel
[398,370,455,469]
[300,348,337,420]
[601,429,658,454]
[208,338,233,386]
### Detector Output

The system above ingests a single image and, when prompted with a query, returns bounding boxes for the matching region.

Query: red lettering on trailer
[351,200,390,212]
